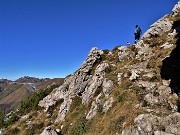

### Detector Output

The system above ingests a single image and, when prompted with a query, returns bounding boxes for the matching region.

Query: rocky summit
[1,2,180,135]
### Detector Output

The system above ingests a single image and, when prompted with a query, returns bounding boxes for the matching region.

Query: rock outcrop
[172,1,180,17]
[40,127,61,135]
[122,2,180,135]
[143,17,173,38]
[122,112,180,135]
[39,48,113,122]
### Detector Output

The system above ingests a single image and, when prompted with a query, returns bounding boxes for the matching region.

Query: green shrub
[0,111,5,128]
[19,84,59,115]
[102,49,110,54]
[6,112,19,127]
[142,100,148,107]
[24,123,44,135]
[112,46,120,52]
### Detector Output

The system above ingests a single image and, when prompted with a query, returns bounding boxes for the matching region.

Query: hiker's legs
[134,34,138,43]
[134,33,140,43]
[137,33,140,40]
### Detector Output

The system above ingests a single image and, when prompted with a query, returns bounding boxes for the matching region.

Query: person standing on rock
[134,25,142,43]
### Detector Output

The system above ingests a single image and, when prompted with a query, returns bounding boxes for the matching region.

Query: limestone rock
[117,73,123,85]
[143,17,173,38]
[135,41,153,60]
[122,129,139,135]
[40,127,60,135]
[39,47,102,122]
[103,97,114,113]
[103,79,113,98]
[129,69,140,81]
[55,97,72,122]
[122,112,180,135]
[168,29,178,40]
[138,80,157,90]
[161,42,174,49]
[142,72,155,80]
[118,46,134,62]
[86,94,101,120]
[154,131,174,135]
[144,93,159,105]
[82,62,110,104]
[162,79,171,86]
[172,1,180,17]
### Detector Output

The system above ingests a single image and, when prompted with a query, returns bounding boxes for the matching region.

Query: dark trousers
[135,33,140,40]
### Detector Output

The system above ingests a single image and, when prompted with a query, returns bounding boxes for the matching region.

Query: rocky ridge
[38,2,180,135]
[2,2,180,135]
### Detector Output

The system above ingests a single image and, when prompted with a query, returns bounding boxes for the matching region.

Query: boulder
[118,46,134,62]
[40,127,61,135]
[143,17,172,38]
[172,1,180,17]
[122,112,180,135]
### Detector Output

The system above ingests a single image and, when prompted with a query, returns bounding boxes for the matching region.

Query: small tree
[0,111,5,128]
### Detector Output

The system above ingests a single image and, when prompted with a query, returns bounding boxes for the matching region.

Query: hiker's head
[136,25,138,28]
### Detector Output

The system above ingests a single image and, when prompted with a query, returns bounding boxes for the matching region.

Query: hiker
[134,25,142,43]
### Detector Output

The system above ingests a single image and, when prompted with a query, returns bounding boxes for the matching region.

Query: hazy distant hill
[0,77,64,112]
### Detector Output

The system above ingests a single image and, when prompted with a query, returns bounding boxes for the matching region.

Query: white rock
[129,70,140,81]
[143,17,172,38]
[172,1,180,17]
[117,73,123,85]
[103,79,113,98]
[161,42,174,49]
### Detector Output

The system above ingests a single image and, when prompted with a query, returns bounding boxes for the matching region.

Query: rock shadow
[161,20,180,111]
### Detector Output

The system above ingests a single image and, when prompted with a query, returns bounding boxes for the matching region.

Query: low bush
[5,112,19,127]
[19,84,59,115]
[0,111,5,128]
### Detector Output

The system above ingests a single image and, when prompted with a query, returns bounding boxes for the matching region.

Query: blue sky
[0,0,178,80]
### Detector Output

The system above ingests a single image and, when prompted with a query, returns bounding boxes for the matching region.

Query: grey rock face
[82,62,110,104]
[117,73,123,85]
[135,40,153,61]
[144,93,159,105]
[138,80,157,90]
[40,127,59,135]
[118,46,134,62]
[39,48,112,122]
[86,93,101,120]
[161,42,174,49]
[122,112,180,135]
[129,69,140,81]
[103,97,114,113]
[143,17,173,38]
[122,129,139,135]
[86,78,114,119]
[103,79,113,98]
[172,1,180,17]
[39,48,101,121]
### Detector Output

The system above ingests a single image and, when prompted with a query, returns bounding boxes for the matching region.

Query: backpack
[137,27,142,35]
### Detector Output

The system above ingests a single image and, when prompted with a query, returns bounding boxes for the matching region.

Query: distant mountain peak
[15,76,49,83]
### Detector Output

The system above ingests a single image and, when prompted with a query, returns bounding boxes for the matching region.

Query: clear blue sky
[0,0,178,80]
